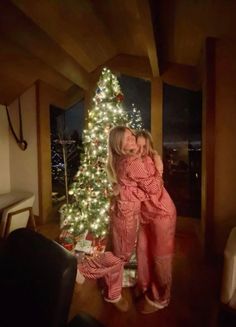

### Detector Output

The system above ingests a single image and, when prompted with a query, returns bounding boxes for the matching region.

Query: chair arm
[67,312,105,327]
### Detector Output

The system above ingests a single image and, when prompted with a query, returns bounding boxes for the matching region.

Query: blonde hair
[107,126,134,183]
[136,130,155,156]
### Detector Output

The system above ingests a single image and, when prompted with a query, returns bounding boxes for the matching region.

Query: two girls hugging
[78,126,176,314]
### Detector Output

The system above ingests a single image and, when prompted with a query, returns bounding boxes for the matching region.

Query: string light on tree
[128,103,143,131]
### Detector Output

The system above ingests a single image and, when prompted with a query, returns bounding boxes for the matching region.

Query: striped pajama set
[79,154,162,302]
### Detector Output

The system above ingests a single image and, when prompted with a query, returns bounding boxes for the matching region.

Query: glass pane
[163,83,202,218]
[50,101,85,205]
[118,74,151,130]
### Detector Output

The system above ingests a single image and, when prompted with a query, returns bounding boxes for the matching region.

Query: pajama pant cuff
[104,294,122,303]
[145,294,168,309]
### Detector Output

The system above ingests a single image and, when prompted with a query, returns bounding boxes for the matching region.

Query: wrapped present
[59,230,74,242]
[59,229,74,251]
[74,230,93,254]
[122,268,137,287]
[62,242,74,252]
[74,230,88,243]
[74,230,108,255]
[74,239,93,255]
[85,232,97,247]
[126,252,137,269]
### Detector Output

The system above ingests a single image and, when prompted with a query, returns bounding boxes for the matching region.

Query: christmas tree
[60,68,129,239]
[128,103,143,131]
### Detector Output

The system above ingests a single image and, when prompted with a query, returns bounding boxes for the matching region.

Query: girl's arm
[152,151,164,177]
[127,156,163,197]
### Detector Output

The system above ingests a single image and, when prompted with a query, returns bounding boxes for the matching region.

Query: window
[50,100,85,202]
[163,83,202,218]
[118,74,151,130]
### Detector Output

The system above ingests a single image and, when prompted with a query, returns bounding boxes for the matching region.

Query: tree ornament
[116,93,124,102]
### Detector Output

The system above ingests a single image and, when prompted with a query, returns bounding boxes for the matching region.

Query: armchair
[0,228,105,327]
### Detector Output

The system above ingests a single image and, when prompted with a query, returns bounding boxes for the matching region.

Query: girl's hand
[153,152,160,162]
[112,183,120,196]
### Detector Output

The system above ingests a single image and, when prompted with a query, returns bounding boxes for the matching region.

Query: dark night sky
[163,83,202,144]
[65,100,85,139]
[50,101,85,140]
[118,74,151,130]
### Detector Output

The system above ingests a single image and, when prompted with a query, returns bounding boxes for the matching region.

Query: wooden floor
[38,220,230,327]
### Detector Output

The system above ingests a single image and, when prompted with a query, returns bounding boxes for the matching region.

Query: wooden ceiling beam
[0,74,29,105]
[92,0,147,58]
[102,54,153,80]
[11,0,117,72]
[65,85,85,108]
[0,36,73,93]
[136,0,160,77]
[0,0,89,90]
[161,62,200,91]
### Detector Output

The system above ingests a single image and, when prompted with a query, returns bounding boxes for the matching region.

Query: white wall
[8,85,39,215]
[0,104,11,194]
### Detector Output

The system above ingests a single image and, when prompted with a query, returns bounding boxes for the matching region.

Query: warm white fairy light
[100,208,105,215]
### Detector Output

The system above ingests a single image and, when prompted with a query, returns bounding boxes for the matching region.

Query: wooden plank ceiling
[0,0,157,104]
[0,0,236,105]
[152,0,236,67]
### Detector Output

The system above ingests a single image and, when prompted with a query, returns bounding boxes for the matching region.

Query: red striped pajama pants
[78,200,140,301]
[137,191,176,304]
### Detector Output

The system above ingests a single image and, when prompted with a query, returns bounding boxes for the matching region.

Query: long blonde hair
[107,126,134,183]
[136,130,155,156]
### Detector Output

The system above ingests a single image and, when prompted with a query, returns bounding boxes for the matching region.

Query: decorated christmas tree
[128,103,143,131]
[60,68,129,240]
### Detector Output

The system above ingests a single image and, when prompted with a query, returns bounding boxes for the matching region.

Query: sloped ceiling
[0,0,236,104]
[151,0,236,67]
[0,0,158,104]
